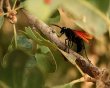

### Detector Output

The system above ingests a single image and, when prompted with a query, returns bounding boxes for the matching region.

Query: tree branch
[0,0,3,13]
[5,0,11,11]
[22,9,100,79]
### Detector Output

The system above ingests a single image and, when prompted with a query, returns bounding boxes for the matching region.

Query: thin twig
[52,77,84,88]
[22,9,100,79]
[13,24,17,48]
[0,0,3,13]
[5,0,11,11]
[15,6,23,11]
[12,0,17,10]
[69,77,84,85]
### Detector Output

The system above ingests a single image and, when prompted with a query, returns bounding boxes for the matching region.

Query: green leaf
[24,28,58,72]
[48,15,60,24]
[87,0,110,13]
[58,49,76,65]
[48,10,60,24]
[24,27,57,51]
[35,45,57,73]
[2,49,30,88]
[25,56,37,68]
[0,81,10,88]
[1,49,44,88]
[37,45,50,54]
[23,0,65,21]
[34,30,57,49]
[24,67,44,88]
[7,34,33,54]
[62,0,110,37]
[24,27,41,42]
[0,16,4,29]
[17,35,33,50]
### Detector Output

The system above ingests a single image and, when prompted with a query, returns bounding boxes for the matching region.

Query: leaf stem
[15,6,23,11]
[13,24,17,48]
[12,0,17,10]
[69,77,84,86]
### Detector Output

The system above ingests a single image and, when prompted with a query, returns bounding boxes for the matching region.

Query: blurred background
[0,0,110,88]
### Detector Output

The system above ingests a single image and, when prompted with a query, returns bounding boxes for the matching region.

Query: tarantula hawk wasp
[52,24,93,60]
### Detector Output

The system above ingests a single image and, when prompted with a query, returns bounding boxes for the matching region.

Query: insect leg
[69,35,73,48]
[67,40,70,52]
[69,40,72,48]
[65,39,69,52]
[82,41,91,63]
[70,38,74,48]
[58,33,63,37]
[65,39,68,46]
[70,35,74,47]
[71,41,73,47]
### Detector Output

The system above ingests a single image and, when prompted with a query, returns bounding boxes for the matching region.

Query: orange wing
[73,30,93,44]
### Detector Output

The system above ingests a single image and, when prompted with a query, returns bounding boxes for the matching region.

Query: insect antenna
[51,24,62,29]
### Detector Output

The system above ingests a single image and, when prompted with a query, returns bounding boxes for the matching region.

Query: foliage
[0,0,110,88]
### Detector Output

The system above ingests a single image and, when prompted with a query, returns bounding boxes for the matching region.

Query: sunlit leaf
[48,10,60,24]
[57,8,75,28]
[24,27,57,51]
[58,49,76,65]
[87,0,110,13]
[34,30,57,49]
[62,0,110,37]
[23,0,65,21]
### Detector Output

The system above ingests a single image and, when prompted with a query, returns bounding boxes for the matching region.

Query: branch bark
[22,9,100,79]
[5,0,11,11]
[0,0,3,13]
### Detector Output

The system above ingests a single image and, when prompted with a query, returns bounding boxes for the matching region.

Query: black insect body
[59,27,84,52]
[52,24,93,63]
